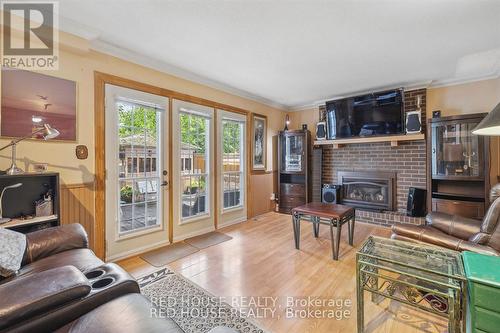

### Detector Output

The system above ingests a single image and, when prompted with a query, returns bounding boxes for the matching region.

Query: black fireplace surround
[338,171,396,211]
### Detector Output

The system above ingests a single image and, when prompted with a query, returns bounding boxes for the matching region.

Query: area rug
[138,268,266,333]
[185,231,233,249]
[141,242,199,267]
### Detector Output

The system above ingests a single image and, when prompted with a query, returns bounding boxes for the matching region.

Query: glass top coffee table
[356,236,466,333]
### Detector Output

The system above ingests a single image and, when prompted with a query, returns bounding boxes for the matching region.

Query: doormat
[184,231,232,249]
[141,242,199,267]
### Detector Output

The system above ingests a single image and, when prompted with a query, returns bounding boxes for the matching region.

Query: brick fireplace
[319,89,427,225]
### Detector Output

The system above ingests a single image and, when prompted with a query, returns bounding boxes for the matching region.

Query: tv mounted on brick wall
[325,88,404,139]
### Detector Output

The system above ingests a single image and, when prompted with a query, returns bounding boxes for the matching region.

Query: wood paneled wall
[248,171,277,218]
[60,183,96,250]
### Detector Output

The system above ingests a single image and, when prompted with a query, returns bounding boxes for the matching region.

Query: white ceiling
[57,0,500,109]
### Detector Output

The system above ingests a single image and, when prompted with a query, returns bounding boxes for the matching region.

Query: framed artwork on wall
[251,113,267,171]
[1,67,77,141]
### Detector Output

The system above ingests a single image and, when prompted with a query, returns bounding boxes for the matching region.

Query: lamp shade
[42,124,60,140]
[472,102,500,136]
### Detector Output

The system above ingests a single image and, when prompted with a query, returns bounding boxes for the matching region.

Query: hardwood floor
[117,212,447,333]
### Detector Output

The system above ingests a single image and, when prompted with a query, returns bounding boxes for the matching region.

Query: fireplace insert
[338,171,396,211]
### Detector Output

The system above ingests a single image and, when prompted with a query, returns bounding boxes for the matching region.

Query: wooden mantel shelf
[314,133,425,149]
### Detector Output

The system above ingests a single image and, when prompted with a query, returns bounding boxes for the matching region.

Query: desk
[291,202,355,260]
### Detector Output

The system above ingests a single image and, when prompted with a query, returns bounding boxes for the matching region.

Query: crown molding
[59,16,101,41]
[288,81,433,112]
[428,72,500,89]
[90,39,289,111]
[56,15,289,111]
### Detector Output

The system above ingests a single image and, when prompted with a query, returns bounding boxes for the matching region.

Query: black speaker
[406,111,422,134]
[407,187,426,217]
[322,184,341,204]
[316,122,326,140]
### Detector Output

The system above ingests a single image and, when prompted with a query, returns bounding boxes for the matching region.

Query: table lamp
[0,183,22,224]
[0,124,60,175]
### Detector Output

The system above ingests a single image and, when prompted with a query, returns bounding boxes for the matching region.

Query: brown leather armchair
[391,184,500,256]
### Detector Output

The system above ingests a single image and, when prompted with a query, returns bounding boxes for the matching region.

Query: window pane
[117,101,162,234]
[181,175,208,218]
[222,120,243,209]
[118,102,133,127]
[180,111,210,220]
[146,201,158,226]
[180,113,206,175]
[132,203,146,229]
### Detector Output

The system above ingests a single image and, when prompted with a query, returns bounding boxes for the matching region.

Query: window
[117,101,161,233]
[180,111,210,219]
[180,157,192,172]
[222,118,244,209]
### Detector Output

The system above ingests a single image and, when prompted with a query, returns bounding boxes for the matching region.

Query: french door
[172,100,215,241]
[105,84,169,260]
[217,110,247,227]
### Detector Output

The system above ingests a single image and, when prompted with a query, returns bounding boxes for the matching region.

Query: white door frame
[105,84,170,261]
[172,99,215,241]
[216,109,247,228]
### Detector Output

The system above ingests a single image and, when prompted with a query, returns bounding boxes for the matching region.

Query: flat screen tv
[325,88,404,139]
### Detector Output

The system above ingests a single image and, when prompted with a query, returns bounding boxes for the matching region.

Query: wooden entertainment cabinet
[278,130,312,214]
[427,113,490,219]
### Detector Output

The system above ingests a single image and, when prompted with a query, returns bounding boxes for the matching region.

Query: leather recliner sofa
[0,224,185,333]
[391,184,500,256]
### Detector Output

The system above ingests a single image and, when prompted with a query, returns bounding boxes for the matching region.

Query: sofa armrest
[24,224,89,264]
[458,241,500,256]
[0,265,91,330]
[426,212,481,240]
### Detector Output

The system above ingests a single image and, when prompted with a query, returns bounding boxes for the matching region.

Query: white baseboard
[218,216,247,228]
[107,239,170,262]
[173,225,216,242]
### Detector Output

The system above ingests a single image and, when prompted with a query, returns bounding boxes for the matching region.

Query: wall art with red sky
[1,67,76,141]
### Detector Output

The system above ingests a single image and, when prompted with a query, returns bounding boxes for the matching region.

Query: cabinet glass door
[432,121,482,177]
[281,134,304,173]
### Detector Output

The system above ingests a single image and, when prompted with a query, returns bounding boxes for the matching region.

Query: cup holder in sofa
[85,269,106,280]
[91,277,115,289]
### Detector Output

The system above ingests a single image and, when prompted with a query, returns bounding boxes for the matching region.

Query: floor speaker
[322,185,341,204]
[407,187,426,217]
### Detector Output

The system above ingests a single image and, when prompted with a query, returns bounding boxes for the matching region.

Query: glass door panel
[280,134,305,173]
[105,84,169,261]
[180,112,209,219]
[432,121,482,177]
[117,101,161,233]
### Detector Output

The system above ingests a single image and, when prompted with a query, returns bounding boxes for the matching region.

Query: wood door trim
[214,110,218,229]
[94,72,253,259]
[168,98,173,243]
[94,73,106,259]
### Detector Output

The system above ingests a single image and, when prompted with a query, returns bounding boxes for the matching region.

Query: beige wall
[288,107,320,138]
[0,31,286,187]
[427,78,500,184]
[427,78,500,118]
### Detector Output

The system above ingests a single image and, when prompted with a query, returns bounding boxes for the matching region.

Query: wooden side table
[291,202,355,260]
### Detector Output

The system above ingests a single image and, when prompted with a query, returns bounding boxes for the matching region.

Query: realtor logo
[1,1,59,69]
